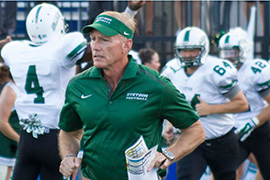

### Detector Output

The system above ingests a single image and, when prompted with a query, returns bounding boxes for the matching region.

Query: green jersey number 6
[213,61,232,76]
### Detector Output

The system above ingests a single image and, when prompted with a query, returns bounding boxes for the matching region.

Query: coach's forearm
[168,120,205,162]
[58,129,83,159]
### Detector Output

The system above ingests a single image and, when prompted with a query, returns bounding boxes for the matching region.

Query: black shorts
[237,121,270,179]
[176,129,239,180]
[12,129,62,180]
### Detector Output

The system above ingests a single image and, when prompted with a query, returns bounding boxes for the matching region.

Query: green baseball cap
[82,14,134,39]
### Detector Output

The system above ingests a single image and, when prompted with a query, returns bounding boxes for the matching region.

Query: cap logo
[95,16,112,24]
[124,31,130,36]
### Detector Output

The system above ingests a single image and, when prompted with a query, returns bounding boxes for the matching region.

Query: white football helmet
[175,27,209,67]
[218,27,253,66]
[26,3,68,44]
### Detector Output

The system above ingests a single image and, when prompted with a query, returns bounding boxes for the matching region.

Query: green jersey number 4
[25,65,45,104]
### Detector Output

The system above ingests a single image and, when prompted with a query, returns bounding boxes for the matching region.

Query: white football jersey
[234,59,270,127]
[1,32,87,129]
[162,55,239,140]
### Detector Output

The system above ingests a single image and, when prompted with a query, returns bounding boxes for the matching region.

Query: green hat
[82,14,134,39]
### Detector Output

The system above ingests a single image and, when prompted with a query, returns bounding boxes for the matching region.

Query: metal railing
[4,1,270,67]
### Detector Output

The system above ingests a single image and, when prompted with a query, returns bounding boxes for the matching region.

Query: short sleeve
[59,85,83,131]
[255,62,270,91]
[212,60,239,95]
[161,58,181,79]
[1,41,18,67]
[254,60,270,97]
[61,32,87,68]
[159,78,199,129]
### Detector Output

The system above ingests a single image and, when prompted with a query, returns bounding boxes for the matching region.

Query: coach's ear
[122,39,133,54]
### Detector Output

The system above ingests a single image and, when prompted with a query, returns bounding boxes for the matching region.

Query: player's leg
[250,122,270,179]
[6,166,13,180]
[176,145,207,180]
[12,129,40,180]
[208,129,239,180]
[38,129,62,180]
[235,143,250,180]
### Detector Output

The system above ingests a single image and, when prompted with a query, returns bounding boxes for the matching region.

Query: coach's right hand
[60,155,81,178]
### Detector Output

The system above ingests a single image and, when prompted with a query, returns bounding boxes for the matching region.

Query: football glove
[235,117,259,142]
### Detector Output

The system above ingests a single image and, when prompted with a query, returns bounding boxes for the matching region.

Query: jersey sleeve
[1,41,18,67]
[160,65,171,78]
[211,59,239,95]
[159,77,199,129]
[161,58,181,79]
[59,84,83,132]
[253,60,270,97]
[61,32,87,68]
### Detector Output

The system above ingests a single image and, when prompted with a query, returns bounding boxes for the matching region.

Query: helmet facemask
[219,46,244,67]
[175,46,206,67]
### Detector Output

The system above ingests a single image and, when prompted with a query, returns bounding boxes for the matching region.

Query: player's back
[2,32,87,129]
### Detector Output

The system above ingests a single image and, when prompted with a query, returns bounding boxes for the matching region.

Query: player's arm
[235,88,270,142]
[162,120,175,144]
[76,42,92,66]
[59,129,83,177]
[124,1,145,18]
[0,36,12,63]
[256,92,270,127]
[128,1,145,11]
[75,42,92,74]
[253,61,270,127]
[196,60,249,116]
[0,86,19,143]
[196,89,249,116]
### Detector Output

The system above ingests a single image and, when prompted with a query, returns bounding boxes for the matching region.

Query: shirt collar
[89,55,138,79]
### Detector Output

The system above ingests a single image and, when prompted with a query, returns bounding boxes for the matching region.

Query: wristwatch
[162,150,175,162]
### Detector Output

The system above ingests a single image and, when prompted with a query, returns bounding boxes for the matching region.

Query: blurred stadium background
[2,1,270,68]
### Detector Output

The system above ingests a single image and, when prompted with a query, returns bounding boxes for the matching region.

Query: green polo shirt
[59,56,199,180]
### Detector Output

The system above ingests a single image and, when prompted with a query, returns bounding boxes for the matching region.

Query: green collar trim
[90,55,138,79]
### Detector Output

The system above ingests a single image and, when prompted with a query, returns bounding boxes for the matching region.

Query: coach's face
[90,30,126,69]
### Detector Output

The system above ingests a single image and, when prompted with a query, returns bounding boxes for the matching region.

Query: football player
[161,26,249,180]
[219,27,270,179]
[1,3,88,179]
